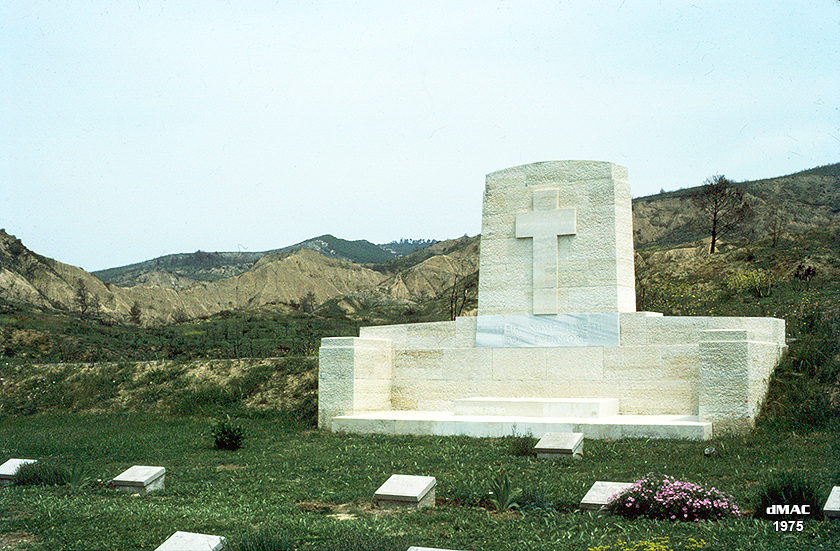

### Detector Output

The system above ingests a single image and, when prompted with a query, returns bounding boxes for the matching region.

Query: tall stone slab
[478,161,635,316]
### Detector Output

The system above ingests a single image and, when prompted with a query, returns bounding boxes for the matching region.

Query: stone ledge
[331,411,712,440]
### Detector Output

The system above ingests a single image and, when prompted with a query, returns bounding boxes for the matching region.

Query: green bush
[725,269,773,298]
[604,473,742,522]
[210,417,245,451]
[506,433,538,457]
[753,472,823,521]
[13,461,69,486]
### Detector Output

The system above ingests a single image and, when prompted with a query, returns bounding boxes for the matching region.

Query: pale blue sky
[2,1,838,271]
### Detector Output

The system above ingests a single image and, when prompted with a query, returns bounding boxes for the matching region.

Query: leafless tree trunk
[691,175,752,253]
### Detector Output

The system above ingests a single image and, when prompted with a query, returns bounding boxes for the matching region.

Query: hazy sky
[2,1,838,271]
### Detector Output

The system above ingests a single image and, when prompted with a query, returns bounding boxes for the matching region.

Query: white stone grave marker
[375,474,436,509]
[824,486,840,519]
[154,531,224,551]
[535,432,583,459]
[408,547,464,551]
[0,458,37,486]
[111,465,166,494]
[580,481,633,511]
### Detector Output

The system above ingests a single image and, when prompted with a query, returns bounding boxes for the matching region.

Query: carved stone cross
[515,188,576,315]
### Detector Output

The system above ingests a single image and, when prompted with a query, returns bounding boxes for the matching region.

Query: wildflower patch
[603,473,741,522]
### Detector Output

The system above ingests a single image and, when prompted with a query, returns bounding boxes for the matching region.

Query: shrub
[506,433,538,457]
[725,269,773,298]
[210,417,245,451]
[604,473,741,522]
[13,461,69,486]
[753,472,823,521]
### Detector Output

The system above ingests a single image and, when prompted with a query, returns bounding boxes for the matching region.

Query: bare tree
[74,278,98,314]
[765,209,787,248]
[691,175,752,253]
[448,272,476,320]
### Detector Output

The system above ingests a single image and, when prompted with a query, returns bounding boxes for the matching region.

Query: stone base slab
[375,474,436,509]
[154,531,224,551]
[580,481,634,510]
[331,411,712,439]
[454,397,619,418]
[535,432,584,458]
[111,465,166,494]
[825,486,840,519]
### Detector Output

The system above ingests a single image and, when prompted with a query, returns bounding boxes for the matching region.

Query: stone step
[331,411,712,440]
[454,397,619,418]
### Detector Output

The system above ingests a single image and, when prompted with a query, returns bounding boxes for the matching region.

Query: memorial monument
[318,160,787,439]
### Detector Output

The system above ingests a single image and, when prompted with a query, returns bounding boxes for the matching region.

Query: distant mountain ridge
[93,235,437,288]
[0,228,468,325]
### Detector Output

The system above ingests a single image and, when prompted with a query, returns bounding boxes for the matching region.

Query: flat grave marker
[580,481,633,511]
[0,458,37,486]
[407,547,464,551]
[111,465,166,494]
[375,474,436,509]
[825,486,840,519]
[535,432,583,459]
[154,531,224,551]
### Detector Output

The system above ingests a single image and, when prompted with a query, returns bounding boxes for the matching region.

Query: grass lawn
[0,413,838,550]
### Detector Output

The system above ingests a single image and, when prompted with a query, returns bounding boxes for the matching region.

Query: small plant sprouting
[518,483,556,513]
[63,462,93,491]
[487,469,522,511]
[210,416,245,451]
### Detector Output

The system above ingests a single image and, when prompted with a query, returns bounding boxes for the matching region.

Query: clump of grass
[231,528,295,551]
[753,472,823,520]
[604,473,742,522]
[487,469,521,511]
[65,462,92,491]
[13,461,69,486]
[318,526,407,551]
[210,416,245,451]
[506,433,538,457]
[517,483,556,513]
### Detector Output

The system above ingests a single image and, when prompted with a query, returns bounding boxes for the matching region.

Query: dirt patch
[0,531,37,550]
[215,463,249,471]
[296,500,400,520]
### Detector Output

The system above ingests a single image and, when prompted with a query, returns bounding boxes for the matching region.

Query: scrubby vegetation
[0,414,837,550]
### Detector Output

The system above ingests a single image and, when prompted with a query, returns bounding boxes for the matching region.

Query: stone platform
[319,162,787,439]
[331,397,712,439]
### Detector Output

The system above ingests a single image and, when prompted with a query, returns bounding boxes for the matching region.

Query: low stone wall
[318,313,786,434]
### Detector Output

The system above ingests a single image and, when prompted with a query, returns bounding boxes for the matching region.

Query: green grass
[0,413,838,550]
